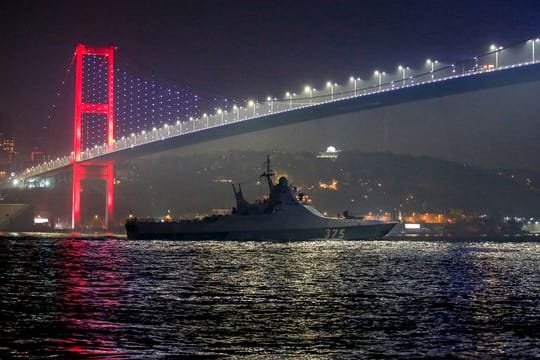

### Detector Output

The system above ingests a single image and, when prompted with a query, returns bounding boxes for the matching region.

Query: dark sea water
[1,237,540,358]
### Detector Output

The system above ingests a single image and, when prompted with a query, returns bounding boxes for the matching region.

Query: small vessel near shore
[125,156,397,240]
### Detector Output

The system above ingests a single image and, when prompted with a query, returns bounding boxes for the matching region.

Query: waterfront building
[0,132,16,178]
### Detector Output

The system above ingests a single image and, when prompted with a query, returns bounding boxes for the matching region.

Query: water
[1,238,540,358]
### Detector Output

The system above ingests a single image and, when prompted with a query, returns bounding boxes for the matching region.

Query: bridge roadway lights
[72,161,114,230]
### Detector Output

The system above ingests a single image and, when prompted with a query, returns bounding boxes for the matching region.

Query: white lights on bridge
[247,100,256,116]
[374,70,386,90]
[528,38,540,62]
[490,44,504,68]
[326,82,337,100]
[426,59,439,79]
[217,108,224,121]
[285,92,295,109]
[304,86,314,104]
[349,77,361,96]
[15,37,540,181]
[398,65,410,85]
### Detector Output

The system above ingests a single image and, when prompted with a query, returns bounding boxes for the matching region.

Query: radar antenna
[259,154,275,191]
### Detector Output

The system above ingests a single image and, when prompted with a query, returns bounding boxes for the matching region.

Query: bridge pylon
[71,44,115,230]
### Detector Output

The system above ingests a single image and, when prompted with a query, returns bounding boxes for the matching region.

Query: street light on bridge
[267,96,274,112]
[490,44,503,68]
[398,65,409,86]
[326,82,337,100]
[528,38,539,62]
[233,105,240,120]
[349,77,361,96]
[285,92,295,109]
[304,86,313,104]
[374,70,385,90]
[216,108,224,123]
[248,100,256,116]
[203,113,208,127]
[426,59,438,79]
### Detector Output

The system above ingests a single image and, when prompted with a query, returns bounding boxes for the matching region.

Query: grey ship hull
[125,205,397,241]
[126,222,396,240]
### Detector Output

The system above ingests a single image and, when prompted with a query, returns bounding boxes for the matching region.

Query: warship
[125,156,397,240]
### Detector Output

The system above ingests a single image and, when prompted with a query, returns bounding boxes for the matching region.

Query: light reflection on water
[1,239,539,358]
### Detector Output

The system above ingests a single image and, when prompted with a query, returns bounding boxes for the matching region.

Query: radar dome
[326,146,337,153]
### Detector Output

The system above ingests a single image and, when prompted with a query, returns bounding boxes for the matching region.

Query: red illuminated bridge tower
[72,44,115,229]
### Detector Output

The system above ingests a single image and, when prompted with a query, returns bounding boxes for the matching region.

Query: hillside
[115,151,540,219]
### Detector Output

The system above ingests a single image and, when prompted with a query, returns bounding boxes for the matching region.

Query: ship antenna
[260,154,275,191]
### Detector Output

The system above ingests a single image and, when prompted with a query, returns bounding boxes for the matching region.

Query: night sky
[2,0,540,169]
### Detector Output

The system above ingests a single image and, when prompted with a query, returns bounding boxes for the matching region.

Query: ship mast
[260,154,275,192]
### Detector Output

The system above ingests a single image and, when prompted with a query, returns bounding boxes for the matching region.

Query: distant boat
[125,156,397,240]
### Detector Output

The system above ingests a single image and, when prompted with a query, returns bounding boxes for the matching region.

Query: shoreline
[1,232,539,242]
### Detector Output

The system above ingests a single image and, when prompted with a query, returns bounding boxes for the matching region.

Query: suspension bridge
[5,38,540,229]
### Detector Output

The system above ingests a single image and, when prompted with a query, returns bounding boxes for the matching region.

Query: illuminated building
[402,212,456,224]
[319,179,339,191]
[1,139,15,162]
[316,145,341,160]
[0,133,15,177]
[363,212,394,222]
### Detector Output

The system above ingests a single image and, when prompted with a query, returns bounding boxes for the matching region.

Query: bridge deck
[11,61,540,184]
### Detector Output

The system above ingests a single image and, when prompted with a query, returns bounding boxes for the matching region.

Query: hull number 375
[324,228,345,239]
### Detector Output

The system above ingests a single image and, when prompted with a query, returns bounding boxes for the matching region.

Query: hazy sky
[2,0,540,169]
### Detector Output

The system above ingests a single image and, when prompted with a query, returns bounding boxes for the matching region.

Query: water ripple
[1,239,539,358]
